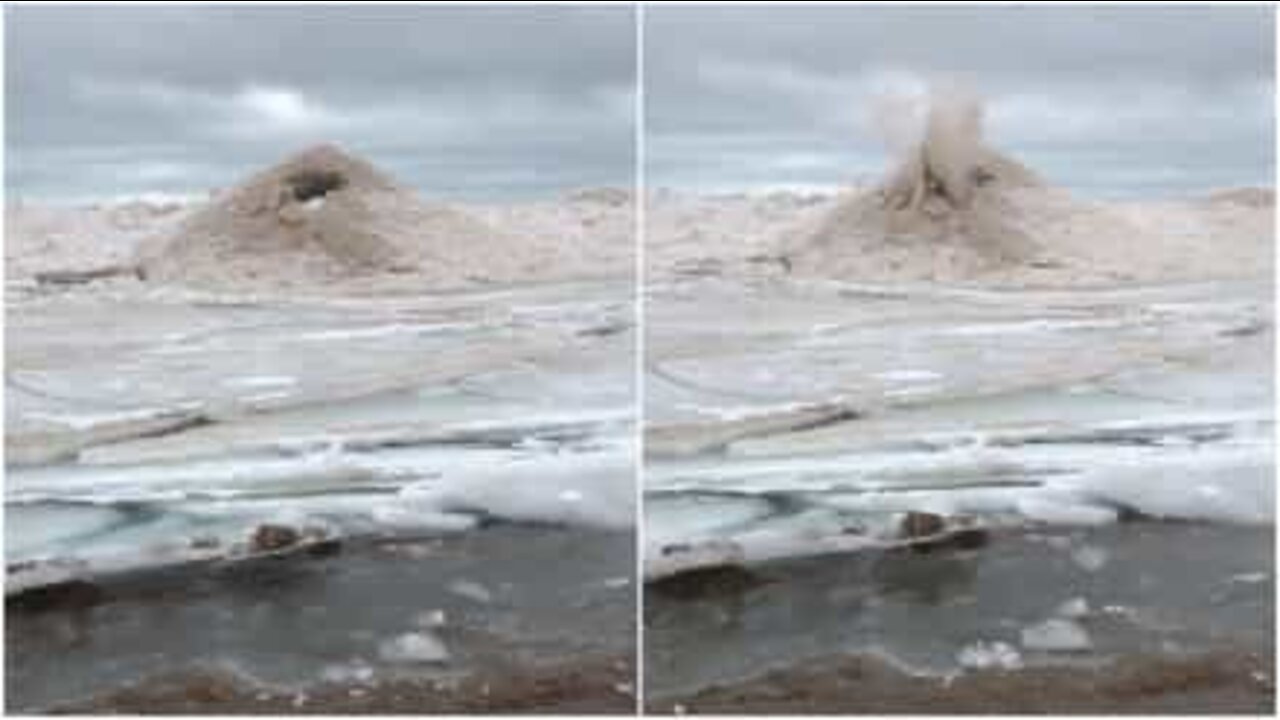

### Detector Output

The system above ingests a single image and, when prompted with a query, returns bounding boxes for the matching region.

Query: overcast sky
[647,5,1275,198]
[9,6,1274,202]
[8,5,635,202]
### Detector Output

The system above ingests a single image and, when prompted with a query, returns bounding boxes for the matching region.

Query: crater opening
[285,169,348,202]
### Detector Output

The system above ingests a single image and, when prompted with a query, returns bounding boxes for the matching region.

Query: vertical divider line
[1271,3,1279,678]
[0,6,8,714]
[633,1,646,714]
[632,0,645,707]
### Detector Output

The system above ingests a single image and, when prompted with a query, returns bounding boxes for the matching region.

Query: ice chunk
[1067,443,1273,524]
[645,538,746,580]
[1016,498,1117,526]
[447,579,493,604]
[398,450,634,529]
[321,659,375,684]
[1021,618,1092,652]
[378,631,449,664]
[1229,571,1268,585]
[644,493,773,549]
[1055,597,1090,619]
[413,609,447,628]
[957,640,1023,670]
[1071,544,1109,572]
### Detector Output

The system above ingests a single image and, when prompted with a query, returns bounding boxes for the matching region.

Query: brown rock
[250,524,301,553]
[899,511,946,539]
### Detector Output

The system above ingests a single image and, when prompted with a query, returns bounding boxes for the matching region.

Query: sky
[7,5,635,201]
[647,5,1275,198]
[8,6,1274,202]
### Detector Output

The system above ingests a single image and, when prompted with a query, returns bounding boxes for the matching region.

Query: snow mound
[785,88,1274,285]
[135,144,544,290]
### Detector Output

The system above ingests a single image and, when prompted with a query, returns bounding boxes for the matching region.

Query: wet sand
[647,649,1272,714]
[56,656,635,715]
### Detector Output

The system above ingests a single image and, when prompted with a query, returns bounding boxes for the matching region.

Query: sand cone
[135,144,519,289]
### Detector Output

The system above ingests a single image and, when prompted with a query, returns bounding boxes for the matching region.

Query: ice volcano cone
[788,89,1048,281]
[135,144,523,289]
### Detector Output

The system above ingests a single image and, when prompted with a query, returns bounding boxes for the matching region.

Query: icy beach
[642,168,1274,712]
[5,148,638,712]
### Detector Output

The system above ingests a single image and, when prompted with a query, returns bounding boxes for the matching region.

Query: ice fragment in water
[414,609,447,628]
[1229,571,1268,585]
[1055,597,1090,619]
[322,659,375,684]
[1021,618,1092,652]
[448,579,493,603]
[1071,544,1109,572]
[957,640,1023,670]
[378,631,449,664]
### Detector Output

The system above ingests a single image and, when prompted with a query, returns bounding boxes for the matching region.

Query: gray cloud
[647,5,1274,197]
[8,5,635,201]
[8,6,1274,201]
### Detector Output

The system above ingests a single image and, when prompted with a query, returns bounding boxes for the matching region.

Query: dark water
[8,524,635,712]
[646,522,1273,699]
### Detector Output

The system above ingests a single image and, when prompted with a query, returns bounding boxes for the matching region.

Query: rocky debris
[243,523,342,559]
[896,512,990,553]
